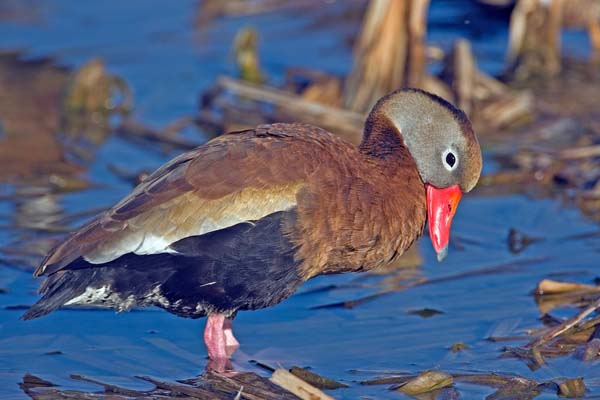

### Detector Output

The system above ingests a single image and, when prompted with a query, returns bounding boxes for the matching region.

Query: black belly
[24,210,304,319]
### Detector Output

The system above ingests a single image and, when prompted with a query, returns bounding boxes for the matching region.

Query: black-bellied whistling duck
[25,88,482,371]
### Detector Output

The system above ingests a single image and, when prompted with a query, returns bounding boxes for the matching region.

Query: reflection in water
[14,187,61,231]
[0,0,43,24]
[0,53,131,270]
[0,53,77,181]
[61,58,132,163]
[0,53,129,183]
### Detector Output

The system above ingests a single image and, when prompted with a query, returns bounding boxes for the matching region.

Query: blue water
[0,1,598,399]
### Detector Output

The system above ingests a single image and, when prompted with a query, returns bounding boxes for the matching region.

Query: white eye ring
[442,148,458,171]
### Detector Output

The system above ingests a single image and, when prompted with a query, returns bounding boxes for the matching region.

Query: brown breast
[292,141,427,279]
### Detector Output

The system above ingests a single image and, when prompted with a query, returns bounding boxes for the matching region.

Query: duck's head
[361,88,482,261]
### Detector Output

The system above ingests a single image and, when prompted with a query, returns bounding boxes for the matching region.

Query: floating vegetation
[494,278,600,371]
[449,342,470,352]
[19,368,344,400]
[359,371,592,399]
[18,366,594,399]
[392,370,454,396]
[288,366,349,390]
[20,371,302,400]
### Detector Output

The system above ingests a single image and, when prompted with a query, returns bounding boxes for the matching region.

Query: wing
[35,123,348,276]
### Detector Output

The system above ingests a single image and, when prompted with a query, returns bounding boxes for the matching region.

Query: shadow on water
[1,1,599,399]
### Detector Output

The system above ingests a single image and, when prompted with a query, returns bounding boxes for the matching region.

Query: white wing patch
[62,283,226,315]
[64,285,147,311]
[134,234,178,255]
[65,286,110,305]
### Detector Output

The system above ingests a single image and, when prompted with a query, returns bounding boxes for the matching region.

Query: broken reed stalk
[559,144,600,160]
[289,366,349,390]
[407,0,430,87]
[136,375,221,399]
[215,76,365,144]
[450,39,476,115]
[508,0,600,73]
[437,36,533,127]
[530,297,600,348]
[344,0,407,112]
[343,0,430,112]
[270,369,335,400]
[547,0,564,60]
[519,144,600,161]
[116,118,198,150]
[70,375,151,397]
[535,279,600,295]
[506,0,565,76]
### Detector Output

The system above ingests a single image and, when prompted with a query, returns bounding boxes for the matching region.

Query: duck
[24,88,482,371]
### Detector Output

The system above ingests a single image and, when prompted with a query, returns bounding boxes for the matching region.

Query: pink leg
[203,314,227,361]
[223,317,239,357]
[203,314,240,372]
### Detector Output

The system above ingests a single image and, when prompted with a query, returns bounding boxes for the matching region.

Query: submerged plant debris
[20,371,302,400]
[496,278,600,370]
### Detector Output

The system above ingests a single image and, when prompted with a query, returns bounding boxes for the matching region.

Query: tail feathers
[22,271,88,320]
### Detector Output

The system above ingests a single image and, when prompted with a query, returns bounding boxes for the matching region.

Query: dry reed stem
[271,369,335,400]
[452,39,476,115]
[530,298,600,348]
[407,0,430,87]
[344,0,410,112]
[559,144,600,160]
[535,279,600,295]
[216,76,365,144]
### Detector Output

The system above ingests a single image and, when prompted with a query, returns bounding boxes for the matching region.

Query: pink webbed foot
[203,314,239,372]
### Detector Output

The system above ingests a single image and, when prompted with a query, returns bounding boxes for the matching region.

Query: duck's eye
[442,149,458,171]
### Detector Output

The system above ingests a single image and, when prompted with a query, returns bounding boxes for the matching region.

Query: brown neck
[358,112,419,179]
[359,111,408,160]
